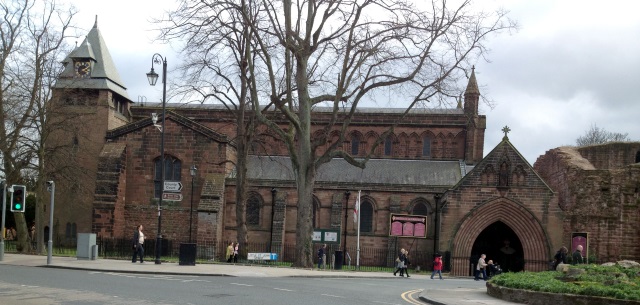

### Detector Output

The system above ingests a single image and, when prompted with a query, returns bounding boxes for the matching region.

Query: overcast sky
[63,0,640,165]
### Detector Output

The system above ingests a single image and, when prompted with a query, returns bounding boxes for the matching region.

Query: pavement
[0,253,521,305]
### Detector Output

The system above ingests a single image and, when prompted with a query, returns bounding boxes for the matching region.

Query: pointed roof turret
[55,16,130,101]
[464,66,480,96]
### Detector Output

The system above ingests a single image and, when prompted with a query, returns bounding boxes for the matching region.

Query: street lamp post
[343,191,350,260]
[189,165,197,243]
[270,188,277,253]
[0,180,6,261]
[433,194,441,256]
[146,53,167,265]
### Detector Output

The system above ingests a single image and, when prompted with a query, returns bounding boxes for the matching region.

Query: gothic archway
[449,198,550,276]
[470,221,523,273]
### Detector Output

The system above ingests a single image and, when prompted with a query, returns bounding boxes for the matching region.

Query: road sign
[162,193,183,201]
[163,181,183,192]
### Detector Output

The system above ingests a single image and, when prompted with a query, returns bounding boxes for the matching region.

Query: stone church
[45,21,639,275]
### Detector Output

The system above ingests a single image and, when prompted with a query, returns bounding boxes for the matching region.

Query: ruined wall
[534,144,640,262]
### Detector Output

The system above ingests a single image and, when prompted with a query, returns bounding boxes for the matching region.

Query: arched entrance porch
[448,198,550,276]
[471,221,524,273]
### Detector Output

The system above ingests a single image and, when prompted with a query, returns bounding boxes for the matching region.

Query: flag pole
[356,190,361,269]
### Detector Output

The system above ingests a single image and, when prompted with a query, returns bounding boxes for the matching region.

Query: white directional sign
[162,193,183,201]
[163,181,183,192]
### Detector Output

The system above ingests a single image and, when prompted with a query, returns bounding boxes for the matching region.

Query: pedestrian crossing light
[10,185,26,212]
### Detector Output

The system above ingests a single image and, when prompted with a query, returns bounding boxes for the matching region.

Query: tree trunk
[13,212,30,253]
[234,136,249,253]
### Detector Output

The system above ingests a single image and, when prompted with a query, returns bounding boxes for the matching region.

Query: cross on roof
[502,125,511,140]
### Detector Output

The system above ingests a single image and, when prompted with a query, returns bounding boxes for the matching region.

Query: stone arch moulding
[448,198,550,276]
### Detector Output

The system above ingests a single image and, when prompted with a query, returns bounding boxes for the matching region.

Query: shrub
[490,264,640,301]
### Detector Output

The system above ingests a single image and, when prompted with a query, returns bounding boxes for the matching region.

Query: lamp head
[190,165,197,177]
[146,68,159,86]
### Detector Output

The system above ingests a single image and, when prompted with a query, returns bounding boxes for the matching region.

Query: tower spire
[94,15,98,28]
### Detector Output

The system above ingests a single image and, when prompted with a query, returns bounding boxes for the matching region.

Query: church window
[154,155,182,199]
[422,137,431,157]
[412,202,429,215]
[635,151,640,163]
[313,197,320,228]
[359,200,374,233]
[246,193,261,226]
[384,137,393,156]
[351,135,360,155]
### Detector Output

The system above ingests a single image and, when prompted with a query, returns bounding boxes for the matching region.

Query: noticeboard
[389,214,427,238]
[312,229,340,244]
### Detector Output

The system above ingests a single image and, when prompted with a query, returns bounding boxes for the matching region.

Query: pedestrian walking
[431,253,443,280]
[233,241,239,263]
[317,244,326,269]
[393,249,408,277]
[475,254,488,281]
[402,251,411,278]
[226,242,234,263]
[132,225,145,263]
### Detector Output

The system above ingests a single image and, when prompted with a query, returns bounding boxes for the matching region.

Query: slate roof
[241,156,466,186]
[140,102,465,115]
[54,18,130,101]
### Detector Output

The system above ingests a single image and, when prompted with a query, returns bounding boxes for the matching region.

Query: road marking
[321,293,345,298]
[273,288,294,292]
[229,283,253,287]
[400,289,423,305]
[372,301,401,305]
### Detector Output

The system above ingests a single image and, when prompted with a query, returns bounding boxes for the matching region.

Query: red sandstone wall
[534,146,640,262]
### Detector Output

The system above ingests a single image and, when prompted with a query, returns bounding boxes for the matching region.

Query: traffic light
[10,185,26,212]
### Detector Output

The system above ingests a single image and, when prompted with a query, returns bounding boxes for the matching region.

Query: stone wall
[534,144,640,263]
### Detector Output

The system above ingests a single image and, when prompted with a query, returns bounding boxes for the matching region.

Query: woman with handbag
[393,249,407,277]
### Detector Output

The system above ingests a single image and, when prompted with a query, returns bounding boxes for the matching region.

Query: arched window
[246,193,261,226]
[384,137,393,156]
[359,201,374,233]
[313,197,320,228]
[65,222,72,238]
[412,202,429,216]
[636,151,640,163]
[422,137,431,157]
[351,135,360,155]
[154,155,182,199]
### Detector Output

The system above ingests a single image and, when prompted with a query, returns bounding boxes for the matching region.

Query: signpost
[163,181,183,192]
[162,193,183,201]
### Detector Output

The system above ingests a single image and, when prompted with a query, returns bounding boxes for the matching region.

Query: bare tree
[0,0,75,253]
[161,0,515,267]
[159,0,271,249]
[576,124,630,147]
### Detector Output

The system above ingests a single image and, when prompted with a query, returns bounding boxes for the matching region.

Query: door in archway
[470,221,524,272]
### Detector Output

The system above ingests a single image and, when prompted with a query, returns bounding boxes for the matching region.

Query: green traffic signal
[10,185,26,212]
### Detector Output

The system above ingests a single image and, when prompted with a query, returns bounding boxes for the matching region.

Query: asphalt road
[0,265,431,305]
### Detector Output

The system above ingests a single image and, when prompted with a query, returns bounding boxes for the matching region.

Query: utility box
[179,243,197,266]
[77,233,96,260]
[334,250,343,270]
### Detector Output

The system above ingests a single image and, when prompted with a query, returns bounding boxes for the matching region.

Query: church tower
[45,17,132,242]
[463,67,486,164]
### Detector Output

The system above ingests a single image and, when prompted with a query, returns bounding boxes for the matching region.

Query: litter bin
[334,250,343,270]
[179,243,197,266]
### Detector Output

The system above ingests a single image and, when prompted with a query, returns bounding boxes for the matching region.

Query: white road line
[321,293,345,298]
[229,283,254,287]
[273,288,294,292]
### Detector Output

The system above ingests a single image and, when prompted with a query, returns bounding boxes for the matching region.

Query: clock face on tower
[74,60,91,78]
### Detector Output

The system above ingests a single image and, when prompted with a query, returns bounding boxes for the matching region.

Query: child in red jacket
[431,254,443,280]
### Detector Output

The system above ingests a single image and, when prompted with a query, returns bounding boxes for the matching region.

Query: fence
[1,238,448,273]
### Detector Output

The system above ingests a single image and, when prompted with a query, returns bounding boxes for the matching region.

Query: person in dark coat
[393,248,407,277]
[132,225,145,263]
[572,245,584,265]
[552,246,568,269]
